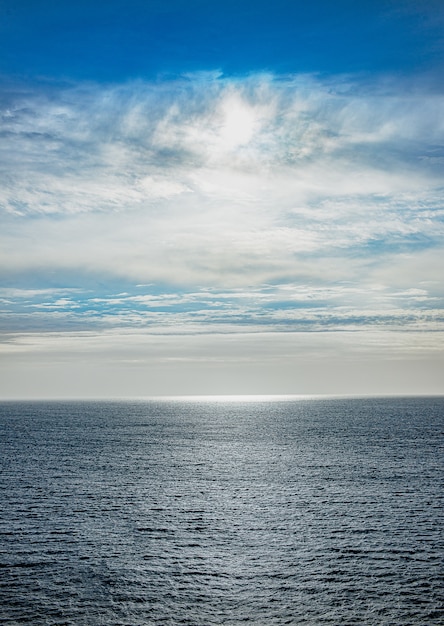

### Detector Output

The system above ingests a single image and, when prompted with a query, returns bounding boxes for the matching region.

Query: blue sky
[1,1,443,397]
[1,0,443,79]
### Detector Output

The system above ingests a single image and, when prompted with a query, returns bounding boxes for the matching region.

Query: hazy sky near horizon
[1,0,444,397]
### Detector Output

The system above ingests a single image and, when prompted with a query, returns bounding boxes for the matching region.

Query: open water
[0,396,443,625]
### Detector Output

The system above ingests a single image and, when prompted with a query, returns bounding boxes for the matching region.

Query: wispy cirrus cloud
[1,73,443,211]
[1,74,443,287]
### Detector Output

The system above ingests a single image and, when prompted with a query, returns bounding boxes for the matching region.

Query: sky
[0,0,443,398]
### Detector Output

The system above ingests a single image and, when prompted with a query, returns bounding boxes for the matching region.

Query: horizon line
[1,393,443,402]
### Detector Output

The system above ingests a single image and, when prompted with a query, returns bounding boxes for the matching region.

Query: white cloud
[1,74,442,216]
[0,72,443,395]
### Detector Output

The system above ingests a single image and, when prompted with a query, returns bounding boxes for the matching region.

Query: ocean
[1,396,443,625]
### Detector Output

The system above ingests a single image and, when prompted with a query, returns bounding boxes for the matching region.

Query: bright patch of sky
[1,0,443,397]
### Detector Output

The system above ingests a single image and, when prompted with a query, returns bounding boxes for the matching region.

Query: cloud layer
[1,72,443,395]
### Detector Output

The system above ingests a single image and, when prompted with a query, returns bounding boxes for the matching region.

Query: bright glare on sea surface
[165,394,317,402]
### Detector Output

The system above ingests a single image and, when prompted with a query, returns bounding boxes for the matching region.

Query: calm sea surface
[1,397,443,625]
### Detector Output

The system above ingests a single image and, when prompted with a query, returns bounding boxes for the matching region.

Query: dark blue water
[1,396,443,625]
